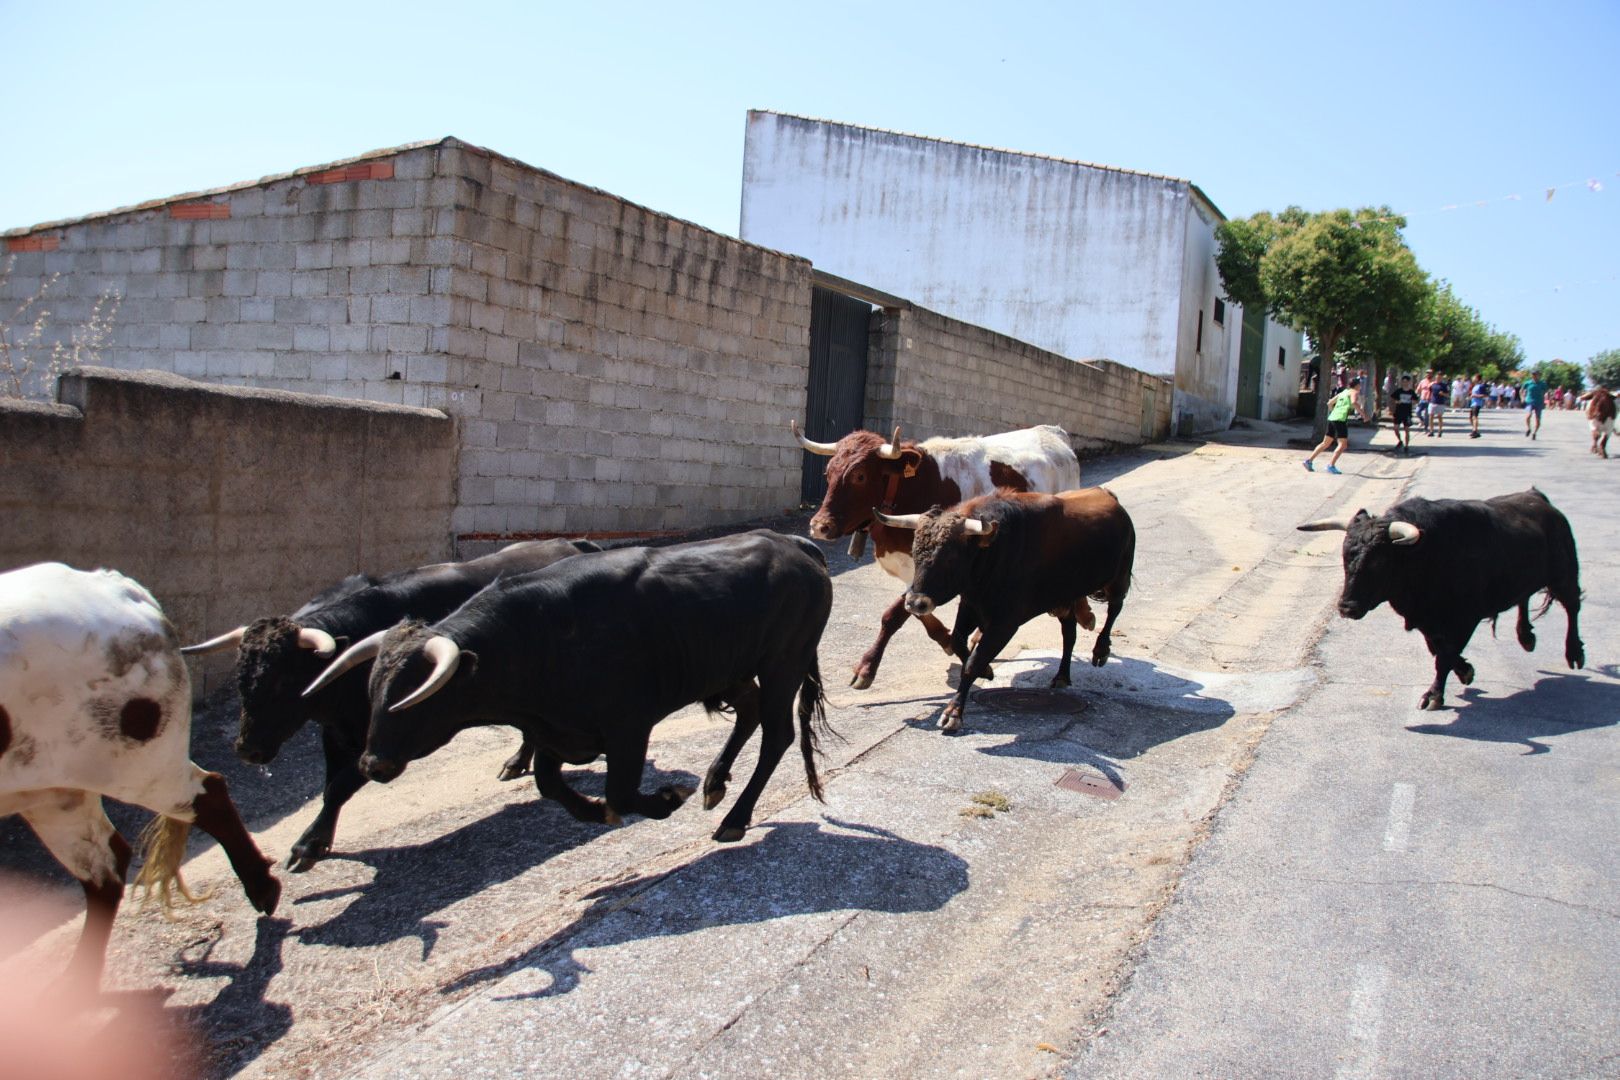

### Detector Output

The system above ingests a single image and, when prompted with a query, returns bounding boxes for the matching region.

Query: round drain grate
[971,687,1088,715]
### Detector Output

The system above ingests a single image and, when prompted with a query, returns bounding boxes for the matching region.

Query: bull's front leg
[604,729,695,822]
[189,771,281,916]
[851,592,914,690]
[288,725,370,872]
[1052,614,1077,688]
[939,623,1016,735]
[532,750,615,824]
[1418,625,1474,710]
[916,611,956,654]
[497,738,536,782]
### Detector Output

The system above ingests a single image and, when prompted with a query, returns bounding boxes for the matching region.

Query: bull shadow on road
[912,656,1238,767]
[1406,672,1620,755]
[439,817,968,1001]
[289,763,697,961]
[161,915,294,1079]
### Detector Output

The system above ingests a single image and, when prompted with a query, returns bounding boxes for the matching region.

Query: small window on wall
[1213,297,1226,326]
[1196,310,1204,353]
[1278,346,1287,368]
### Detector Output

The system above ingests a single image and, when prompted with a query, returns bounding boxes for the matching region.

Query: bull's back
[963,490,1134,617]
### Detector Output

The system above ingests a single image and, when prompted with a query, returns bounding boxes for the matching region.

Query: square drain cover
[1056,768,1124,800]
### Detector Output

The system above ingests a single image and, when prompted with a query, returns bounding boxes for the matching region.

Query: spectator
[1428,371,1451,437]
[1522,371,1547,439]
[1389,374,1418,454]
[1468,375,1489,439]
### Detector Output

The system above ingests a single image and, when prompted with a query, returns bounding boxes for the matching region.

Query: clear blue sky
[4,0,1614,366]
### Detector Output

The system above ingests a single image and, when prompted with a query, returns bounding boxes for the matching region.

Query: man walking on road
[1428,371,1451,437]
[1523,371,1547,439]
[1467,375,1489,439]
[1305,377,1369,474]
[1390,374,1417,454]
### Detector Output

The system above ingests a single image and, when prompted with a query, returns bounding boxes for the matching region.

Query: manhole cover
[972,688,1088,715]
[1056,768,1124,800]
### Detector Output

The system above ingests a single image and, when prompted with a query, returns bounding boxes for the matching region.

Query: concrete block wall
[1,143,457,409]
[439,144,814,537]
[866,305,1173,454]
[0,368,456,696]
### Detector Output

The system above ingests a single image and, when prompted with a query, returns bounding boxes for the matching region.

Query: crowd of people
[1302,365,1617,469]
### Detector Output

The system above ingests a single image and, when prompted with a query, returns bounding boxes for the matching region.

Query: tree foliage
[1425,283,1524,383]
[1587,348,1620,390]
[1216,207,1430,435]
[1539,359,1585,393]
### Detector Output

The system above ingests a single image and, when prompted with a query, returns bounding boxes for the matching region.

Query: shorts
[1593,417,1616,437]
[1393,405,1413,425]
[1470,400,1485,414]
[1526,403,1544,417]
[1327,419,1349,439]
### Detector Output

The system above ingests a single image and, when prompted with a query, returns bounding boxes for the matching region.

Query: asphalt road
[3,404,1612,1079]
[1073,405,1619,1079]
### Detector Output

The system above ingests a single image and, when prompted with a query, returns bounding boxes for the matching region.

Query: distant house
[739,111,1302,432]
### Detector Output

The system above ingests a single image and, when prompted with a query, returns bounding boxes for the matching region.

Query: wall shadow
[440,817,968,1001]
[1406,673,1620,754]
[290,764,696,961]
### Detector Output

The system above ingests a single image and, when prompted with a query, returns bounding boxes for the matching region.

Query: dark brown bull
[793,421,1080,689]
[877,488,1134,733]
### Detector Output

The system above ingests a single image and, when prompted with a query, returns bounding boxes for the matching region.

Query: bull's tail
[797,655,836,802]
[133,815,211,912]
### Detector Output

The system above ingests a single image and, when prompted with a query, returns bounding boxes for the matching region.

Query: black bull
[183,539,598,871]
[304,530,834,843]
[1299,488,1584,710]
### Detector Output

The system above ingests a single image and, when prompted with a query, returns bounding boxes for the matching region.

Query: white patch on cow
[920,424,1081,502]
[877,550,916,584]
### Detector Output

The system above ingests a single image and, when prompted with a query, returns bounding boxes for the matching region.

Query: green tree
[1423,283,1525,385]
[1587,348,1620,390]
[1540,359,1585,393]
[1216,207,1431,439]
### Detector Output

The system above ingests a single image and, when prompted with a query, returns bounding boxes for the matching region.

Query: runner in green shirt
[1304,376,1370,474]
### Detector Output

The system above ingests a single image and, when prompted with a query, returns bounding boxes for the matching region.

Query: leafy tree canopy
[1587,348,1620,390]
[1538,359,1585,393]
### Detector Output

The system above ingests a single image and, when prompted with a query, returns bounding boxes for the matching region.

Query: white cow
[0,563,279,983]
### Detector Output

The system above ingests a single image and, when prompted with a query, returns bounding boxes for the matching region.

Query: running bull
[304,531,833,843]
[1298,488,1584,710]
[877,488,1135,733]
[793,421,1080,689]
[182,539,598,871]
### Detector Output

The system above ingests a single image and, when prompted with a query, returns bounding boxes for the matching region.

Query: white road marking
[1336,962,1390,1079]
[1383,783,1415,852]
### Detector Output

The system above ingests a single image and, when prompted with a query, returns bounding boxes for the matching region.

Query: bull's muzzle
[235,737,275,766]
[1338,601,1368,620]
[359,753,405,783]
[905,593,936,617]
[808,515,839,541]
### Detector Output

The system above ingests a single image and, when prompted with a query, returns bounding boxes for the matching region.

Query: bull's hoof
[1456,662,1475,685]
[286,836,330,873]
[603,806,623,826]
[1050,673,1071,689]
[287,853,320,874]
[938,708,963,734]
[1568,645,1586,669]
[1420,691,1444,711]
[1090,652,1109,668]
[1517,630,1536,652]
[850,670,874,690]
[713,825,747,843]
[248,872,282,916]
[702,787,725,811]
[496,763,528,782]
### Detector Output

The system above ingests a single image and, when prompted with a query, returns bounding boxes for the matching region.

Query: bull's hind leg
[714,676,798,842]
[1515,598,1536,652]
[703,681,761,811]
[185,769,280,915]
[1052,613,1077,688]
[20,793,131,984]
[603,728,695,824]
[1557,590,1585,670]
[1091,590,1127,668]
[497,738,536,782]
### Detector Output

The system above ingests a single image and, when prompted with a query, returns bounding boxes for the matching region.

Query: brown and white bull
[793,421,1080,688]
[0,563,280,984]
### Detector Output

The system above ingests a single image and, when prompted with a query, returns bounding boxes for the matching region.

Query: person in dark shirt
[1389,374,1418,454]
[1427,372,1451,437]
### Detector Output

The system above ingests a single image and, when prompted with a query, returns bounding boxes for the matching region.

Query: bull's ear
[898,448,923,479]
[457,651,479,679]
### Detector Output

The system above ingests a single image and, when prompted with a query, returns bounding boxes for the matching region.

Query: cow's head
[875,505,999,616]
[1297,511,1422,620]
[795,422,924,540]
[304,620,479,783]
[182,618,342,764]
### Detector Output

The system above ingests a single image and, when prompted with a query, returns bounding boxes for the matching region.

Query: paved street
[1074,404,1619,1079]
[3,405,1612,1079]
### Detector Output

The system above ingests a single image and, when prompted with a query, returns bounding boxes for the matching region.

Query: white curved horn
[388,635,463,713]
[1296,517,1352,532]
[297,627,339,656]
[877,425,904,460]
[962,517,999,540]
[180,626,247,656]
[302,630,387,698]
[1387,521,1422,546]
[873,509,926,530]
[790,419,838,456]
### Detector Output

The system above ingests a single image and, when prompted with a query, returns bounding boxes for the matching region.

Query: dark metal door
[801,286,872,504]
[1236,305,1266,419]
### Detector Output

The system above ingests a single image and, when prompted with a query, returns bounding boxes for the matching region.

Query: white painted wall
[1260,314,1305,420]
[741,112,1191,380]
